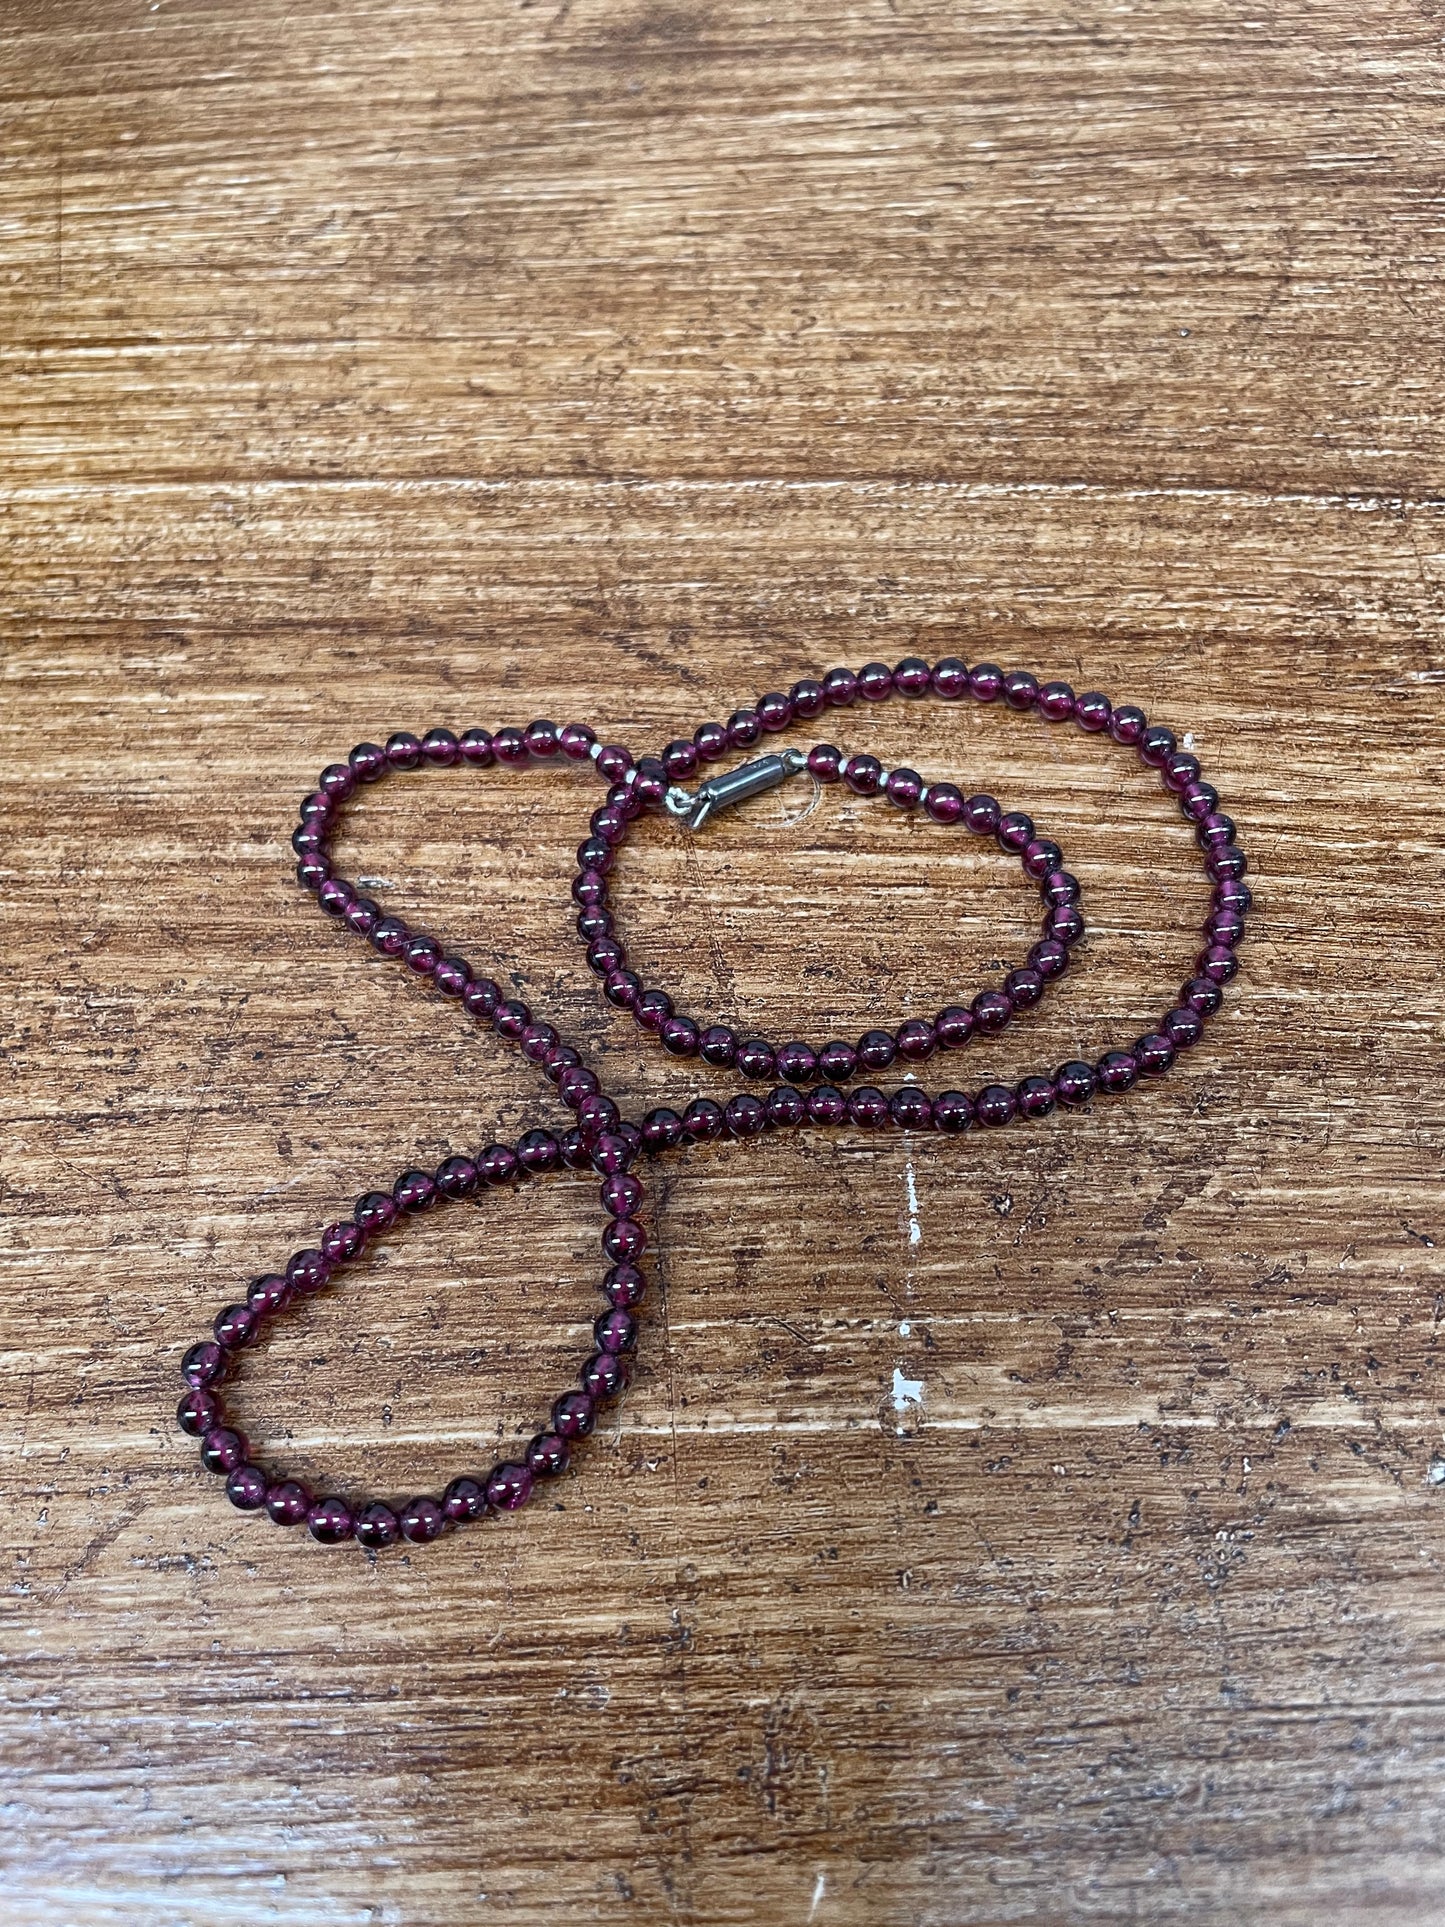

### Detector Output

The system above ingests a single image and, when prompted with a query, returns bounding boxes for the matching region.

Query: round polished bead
[590,806,629,846]
[1028,938,1071,980]
[1206,910,1245,947]
[266,1479,311,1527]
[349,741,389,783]
[1108,704,1147,747]
[885,767,924,809]
[1163,749,1201,793]
[757,691,793,732]
[604,968,642,1009]
[766,1085,806,1128]
[822,666,859,706]
[177,1389,221,1437]
[354,1190,398,1235]
[1197,944,1239,984]
[848,1086,889,1129]
[688,721,726,764]
[295,854,330,892]
[935,1005,975,1049]
[634,989,674,1033]
[434,956,473,998]
[724,1094,769,1138]
[996,811,1035,853]
[857,661,894,701]
[807,743,843,782]
[1042,871,1080,907]
[971,990,1013,1034]
[923,782,964,825]
[931,656,970,699]
[442,1478,488,1524]
[783,679,822,721]
[892,656,932,697]
[200,1427,247,1475]
[727,709,763,749]
[1182,974,1224,1016]
[319,760,355,800]
[895,1019,936,1061]
[581,1351,630,1400]
[458,727,495,766]
[385,731,422,770]
[421,727,460,766]
[307,1496,354,1544]
[247,1272,291,1316]
[596,744,634,782]
[1139,724,1176,768]
[520,1021,560,1062]
[858,1029,897,1070]
[492,726,528,765]
[480,1143,520,1185]
[298,789,333,824]
[772,1040,817,1083]
[975,1084,1017,1127]
[527,1432,571,1478]
[227,1464,269,1511]
[590,1132,635,1175]
[394,1169,437,1213]
[516,1131,561,1175]
[641,1106,685,1152]
[214,1302,259,1349]
[1197,812,1237,854]
[463,977,502,1021]
[617,1121,643,1161]
[1214,878,1252,915]
[1022,837,1064,880]
[736,1037,777,1081]
[1037,680,1076,722]
[404,935,441,975]
[663,738,700,779]
[1045,904,1085,946]
[890,1086,933,1130]
[543,1043,584,1082]
[344,895,380,938]
[818,1039,859,1081]
[487,1462,535,1511]
[629,756,669,808]
[553,1390,598,1438]
[287,1248,332,1293]
[596,1308,638,1354]
[968,662,1004,703]
[370,915,409,958]
[603,1218,646,1262]
[602,1172,644,1216]
[586,934,624,976]
[181,1340,227,1390]
[292,822,325,856]
[1162,1005,1205,1047]
[963,793,1001,834]
[660,1015,701,1058]
[1095,1050,1139,1094]
[807,1085,848,1125]
[399,1496,446,1543]
[603,1262,646,1308]
[1136,1032,1177,1075]
[1002,669,1039,710]
[321,1220,365,1265]
[355,1502,402,1548]
[560,1129,590,1170]
[683,1097,725,1140]
[1003,966,1045,1011]
[697,1024,737,1068]
[1054,1060,1096,1107]
[1016,1076,1056,1119]
[523,718,560,759]
[559,722,597,760]
[1074,691,1112,733]
[843,754,884,796]
[435,1155,481,1197]
[933,1089,974,1132]
[494,999,532,1040]
[319,880,353,919]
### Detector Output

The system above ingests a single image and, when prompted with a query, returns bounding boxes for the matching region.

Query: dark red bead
[975,1084,1016,1126]
[1139,724,1176,768]
[421,727,460,766]
[603,1263,646,1308]
[247,1272,291,1316]
[292,822,325,856]
[559,722,597,760]
[286,1248,332,1292]
[694,720,729,761]
[299,789,334,823]
[463,976,502,1020]
[1045,904,1085,946]
[683,1098,725,1140]
[1054,1060,1096,1107]
[295,854,331,892]
[266,1479,311,1527]
[355,1502,402,1548]
[544,1042,584,1081]
[370,915,409,958]
[848,1086,888,1129]
[604,968,642,1009]
[474,1143,515,1185]
[393,1168,436,1213]
[858,1029,896,1070]
[321,1220,364,1263]
[790,678,826,719]
[1180,780,1219,821]
[590,1132,634,1175]
[516,1131,561,1175]
[399,1496,446,1543]
[996,811,1035,854]
[524,718,560,758]
[818,1039,859,1080]
[349,741,388,782]
[603,1218,646,1262]
[214,1302,259,1349]
[892,657,931,697]
[307,1496,354,1544]
[602,1172,644,1216]
[1042,871,1080,908]
[1037,681,1076,722]
[857,661,894,701]
[1163,749,1201,793]
[727,709,763,749]
[1029,938,1071,980]
[1109,704,1147,747]
[885,767,924,809]
[459,727,495,766]
[971,990,1012,1034]
[581,1351,630,1400]
[931,656,970,699]
[776,1041,818,1083]
[494,999,532,1040]
[933,1089,974,1132]
[492,726,528,765]
[896,1019,935,1061]
[1074,691,1112,733]
[1095,1050,1139,1094]
[527,1432,571,1478]
[1003,967,1045,1011]
[200,1426,247,1475]
[766,1085,806,1128]
[385,731,422,770]
[442,1478,488,1524]
[1022,837,1063,880]
[1197,944,1239,984]
[736,1037,777,1080]
[586,934,624,976]
[724,1094,768,1138]
[1016,1076,1055,1119]
[486,1462,534,1511]
[177,1389,221,1437]
[596,1308,638,1353]
[354,1191,398,1235]
[663,738,699,779]
[808,743,843,782]
[923,783,964,825]
[553,1391,597,1438]
[181,1340,226,1390]
[1162,1005,1204,1048]
[521,1022,560,1062]
[1182,975,1224,1016]
[661,1015,701,1057]
[935,1005,975,1049]
[1136,1032,1177,1075]
[1002,669,1039,710]
[634,989,674,1033]
[807,1086,848,1125]
[968,662,1004,703]
[560,1129,591,1169]
[319,761,355,800]
[596,744,634,782]
[435,955,473,997]
[963,793,1001,834]
[889,1086,933,1130]
[842,754,884,796]
[227,1464,269,1511]
[822,666,859,706]
[699,1025,738,1067]
[404,935,441,976]
[757,691,793,732]
[642,1106,684,1152]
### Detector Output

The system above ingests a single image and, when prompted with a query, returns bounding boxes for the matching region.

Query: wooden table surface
[3,3,1443,1922]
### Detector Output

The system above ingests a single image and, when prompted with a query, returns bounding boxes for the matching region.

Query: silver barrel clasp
[664,749,810,832]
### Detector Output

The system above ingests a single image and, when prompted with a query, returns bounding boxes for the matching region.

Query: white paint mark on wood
[892,1366,924,1413]
[809,1871,826,1919]
[904,1154,922,1247]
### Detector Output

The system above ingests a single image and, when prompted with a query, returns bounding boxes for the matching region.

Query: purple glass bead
[177,1389,221,1437]
[848,1086,889,1129]
[590,1132,635,1175]
[602,1172,644,1216]
[322,1220,364,1266]
[181,1340,226,1390]
[603,1263,646,1309]
[889,1086,933,1131]
[757,691,793,732]
[355,1502,402,1549]
[971,990,1012,1035]
[1037,681,1075,722]
[200,1426,248,1475]
[1029,938,1071,980]
[935,1005,975,1049]
[1002,669,1039,710]
[527,1432,571,1478]
[596,1308,638,1354]
[480,1142,520,1185]
[459,727,495,766]
[963,793,1001,835]
[1162,1005,1204,1048]
[604,968,642,1009]
[996,811,1035,854]
[344,895,379,938]
[683,1098,725,1140]
[1095,1050,1139,1094]
[266,1479,311,1527]
[553,1390,597,1438]
[633,989,674,1033]
[699,1025,737,1068]
[808,743,843,783]
[524,718,560,759]
[858,1029,896,1070]
[790,678,826,719]
[923,782,964,825]
[885,767,924,809]
[642,1107,684,1152]
[822,666,859,706]
[319,761,355,800]
[818,1039,859,1081]
[486,1462,534,1512]
[393,1168,437,1214]
[896,1019,936,1061]
[931,656,970,699]
[370,915,410,958]
[1197,944,1239,984]
[661,1015,701,1058]
[892,656,932,697]
[843,754,884,796]
[724,1093,768,1138]
[1074,691,1112,733]
[435,955,473,998]
[1163,749,1202,794]
[463,976,502,1021]
[247,1272,291,1316]
[736,1037,777,1081]
[295,854,330,893]
[727,708,763,749]
[1054,1060,1096,1107]
[1136,1032,1177,1075]
[807,1085,848,1126]
[421,727,460,767]
[1045,904,1085,947]
[1182,975,1224,1016]
[1016,1076,1056,1119]
[1139,724,1176,768]
[596,744,634,783]
[1206,910,1245,947]
[285,1249,332,1296]
[385,731,422,770]
[857,661,894,701]
[227,1464,269,1511]
[559,722,597,760]
[307,1496,354,1544]
[349,741,388,783]
[399,1496,446,1544]
[663,738,700,779]
[581,1351,630,1400]
[1003,967,1045,1011]
[968,662,1004,703]
[933,1089,974,1132]
[603,1218,646,1262]
[776,1040,819,1083]
[975,1084,1016,1127]
[442,1478,488,1524]
[354,1190,398,1236]
[766,1085,806,1128]
[1109,704,1147,747]
[693,720,729,762]
[1215,877,1252,915]
[1042,871,1080,908]
[213,1302,259,1350]
[491,725,528,765]
[1180,780,1220,822]
[1022,837,1063,880]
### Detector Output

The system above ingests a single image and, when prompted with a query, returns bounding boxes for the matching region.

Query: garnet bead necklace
[178,656,1249,1552]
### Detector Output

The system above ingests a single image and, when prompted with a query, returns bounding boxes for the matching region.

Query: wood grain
[2,2,1444,1922]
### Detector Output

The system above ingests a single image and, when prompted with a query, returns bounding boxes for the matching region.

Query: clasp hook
[664,749,810,832]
